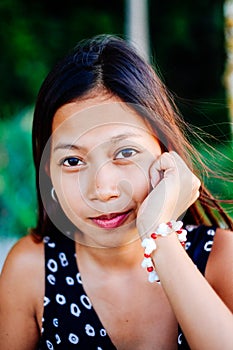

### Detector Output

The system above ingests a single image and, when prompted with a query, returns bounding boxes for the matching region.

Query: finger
[149,161,163,188]
[152,152,177,172]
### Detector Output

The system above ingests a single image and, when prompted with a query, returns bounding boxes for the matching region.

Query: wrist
[141,220,187,283]
[150,231,180,263]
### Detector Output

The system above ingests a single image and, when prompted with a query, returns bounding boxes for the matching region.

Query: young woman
[0,34,232,350]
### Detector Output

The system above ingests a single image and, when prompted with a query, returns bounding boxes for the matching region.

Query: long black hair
[31,34,233,239]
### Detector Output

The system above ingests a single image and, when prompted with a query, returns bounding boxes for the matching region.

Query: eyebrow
[53,132,143,152]
[53,143,82,152]
[110,132,143,143]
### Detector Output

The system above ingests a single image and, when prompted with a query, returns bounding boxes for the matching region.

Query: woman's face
[49,93,162,247]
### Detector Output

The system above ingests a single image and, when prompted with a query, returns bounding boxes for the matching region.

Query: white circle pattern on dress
[55,334,61,344]
[66,276,74,285]
[100,329,107,337]
[178,225,216,348]
[59,252,69,267]
[85,324,95,337]
[53,318,59,327]
[40,228,215,349]
[47,274,56,285]
[55,293,66,305]
[80,295,92,309]
[70,303,81,317]
[76,272,82,284]
[68,333,79,344]
[44,296,50,306]
[47,259,58,273]
[46,340,54,349]
[40,235,115,349]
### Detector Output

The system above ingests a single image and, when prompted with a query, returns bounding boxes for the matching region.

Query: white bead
[141,238,157,254]
[171,220,183,231]
[156,223,171,235]
[148,270,160,283]
[141,237,151,247]
[141,257,153,268]
[177,230,187,242]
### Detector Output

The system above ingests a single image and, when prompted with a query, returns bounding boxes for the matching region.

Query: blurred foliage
[0,108,36,236]
[199,140,233,219]
[0,0,232,238]
[0,0,124,118]
[150,0,231,139]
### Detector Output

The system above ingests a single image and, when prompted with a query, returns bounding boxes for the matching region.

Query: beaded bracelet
[141,220,187,283]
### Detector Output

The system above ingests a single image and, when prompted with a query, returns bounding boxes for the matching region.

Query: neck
[75,236,144,272]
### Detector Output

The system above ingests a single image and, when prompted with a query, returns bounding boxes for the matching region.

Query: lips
[91,210,131,229]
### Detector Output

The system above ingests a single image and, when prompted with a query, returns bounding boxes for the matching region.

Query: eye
[62,157,85,167]
[115,148,138,159]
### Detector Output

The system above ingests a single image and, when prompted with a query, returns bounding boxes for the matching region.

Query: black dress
[39,225,216,349]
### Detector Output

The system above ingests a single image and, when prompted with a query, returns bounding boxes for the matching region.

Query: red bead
[151,233,157,239]
[144,253,150,258]
[147,266,154,272]
[167,221,172,228]
[177,230,183,234]
[181,241,186,247]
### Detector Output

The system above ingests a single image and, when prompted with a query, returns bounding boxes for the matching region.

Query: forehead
[52,96,152,139]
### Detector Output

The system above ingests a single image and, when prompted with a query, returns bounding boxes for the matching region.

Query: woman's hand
[136,151,200,237]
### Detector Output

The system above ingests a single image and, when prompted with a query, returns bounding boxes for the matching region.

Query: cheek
[127,166,151,204]
[51,172,87,220]
[128,155,160,204]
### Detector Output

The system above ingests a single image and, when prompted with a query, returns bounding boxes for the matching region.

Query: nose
[89,161,120,202]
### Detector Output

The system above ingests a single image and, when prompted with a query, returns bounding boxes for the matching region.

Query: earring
[51,187,58,202]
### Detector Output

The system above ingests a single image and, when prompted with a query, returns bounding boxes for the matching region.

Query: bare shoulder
[0,233,44,312]
[206,227,233,312]
[1,233,44,280]
[0,234,44,349]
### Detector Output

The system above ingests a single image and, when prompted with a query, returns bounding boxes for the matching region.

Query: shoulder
[0,233,44,318]
[1,234,44,279]
[0,234,45,348]
[205,227,233,312]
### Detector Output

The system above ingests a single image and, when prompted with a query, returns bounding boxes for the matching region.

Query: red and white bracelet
[141,220,187,283]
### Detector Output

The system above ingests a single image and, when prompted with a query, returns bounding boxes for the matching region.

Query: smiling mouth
[91,210,132,229]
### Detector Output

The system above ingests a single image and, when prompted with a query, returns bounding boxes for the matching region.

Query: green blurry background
[1,0,233,266]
